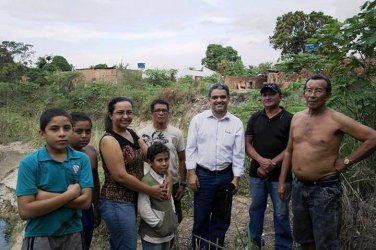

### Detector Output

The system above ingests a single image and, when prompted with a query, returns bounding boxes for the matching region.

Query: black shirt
[245,107,293,181]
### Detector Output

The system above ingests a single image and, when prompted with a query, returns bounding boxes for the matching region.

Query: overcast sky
[0,0,366,70]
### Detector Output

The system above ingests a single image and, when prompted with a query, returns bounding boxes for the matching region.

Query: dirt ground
[0,142,35,250]
[0,142,286,250]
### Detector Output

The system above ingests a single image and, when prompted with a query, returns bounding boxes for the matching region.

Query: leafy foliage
[0,41,34,82]
[246,62,274,76]
[0,41,34,65]
[269,11,334,55]
[93,63,108,69]
[37,55,72,72]
[276,53,326,74]
[315,0,376,127]
[144,68,177,86]
[201,44,243,76]
[51,55,72,71]
[0,62,26,82]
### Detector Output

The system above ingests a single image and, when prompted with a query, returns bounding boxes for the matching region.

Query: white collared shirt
[185,110,245,177]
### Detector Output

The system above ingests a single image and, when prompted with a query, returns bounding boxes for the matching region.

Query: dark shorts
[21,232,83,250]
[292,176,342,249]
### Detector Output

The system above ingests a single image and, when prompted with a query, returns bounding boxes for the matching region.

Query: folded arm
[18,183,81,220]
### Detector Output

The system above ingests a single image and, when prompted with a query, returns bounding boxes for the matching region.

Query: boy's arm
[64,188,92,209]
[36,187,92,209]
[18,184,81,220]
[137,192,161,227]
[85,145,101,205]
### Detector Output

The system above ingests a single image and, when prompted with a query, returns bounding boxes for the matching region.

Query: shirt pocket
[222,129,235,148]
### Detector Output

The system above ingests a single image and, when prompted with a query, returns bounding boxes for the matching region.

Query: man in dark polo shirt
[245,83,293,249]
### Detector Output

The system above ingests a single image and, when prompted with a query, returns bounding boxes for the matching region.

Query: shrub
[144,69,177,86]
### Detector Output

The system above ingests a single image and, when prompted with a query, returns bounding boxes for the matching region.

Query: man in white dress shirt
[186,83,245,249]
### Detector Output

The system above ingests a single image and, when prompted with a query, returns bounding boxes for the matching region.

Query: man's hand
[278,182,286,200]
[258,158,276,177]
[188,170,200,192]
[231,177,240,194]
[174,185,185,200]
[257,167,268,178]
[334,158,346,173]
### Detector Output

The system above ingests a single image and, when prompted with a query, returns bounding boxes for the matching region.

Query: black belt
[197,164,232,174]
[296,175,340,186]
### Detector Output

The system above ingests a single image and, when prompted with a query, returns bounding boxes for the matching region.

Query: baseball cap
[260,83,281,95]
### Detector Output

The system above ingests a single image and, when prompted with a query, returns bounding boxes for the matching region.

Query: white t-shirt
[138,124,185,183]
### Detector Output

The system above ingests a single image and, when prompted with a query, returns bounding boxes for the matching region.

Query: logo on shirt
[142,131,169,146]
[72,164,80,174]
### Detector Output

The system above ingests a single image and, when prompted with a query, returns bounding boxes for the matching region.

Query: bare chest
[293,115,342,146]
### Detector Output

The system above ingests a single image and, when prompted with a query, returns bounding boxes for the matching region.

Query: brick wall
[75,69,141,85]
[224,75,267,89]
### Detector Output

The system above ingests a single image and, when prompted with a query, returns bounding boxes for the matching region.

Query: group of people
[15,74,376,250]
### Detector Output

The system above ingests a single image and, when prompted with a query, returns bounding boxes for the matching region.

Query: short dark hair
[208,83,230,98]
[305,74,332,93]
[105,96,134,132]
[40,108,72,132]
[70,112,92,127]
[150,99,169,112]
[147,142,169,161]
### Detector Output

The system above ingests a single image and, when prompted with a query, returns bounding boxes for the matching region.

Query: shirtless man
[278,74,376,250]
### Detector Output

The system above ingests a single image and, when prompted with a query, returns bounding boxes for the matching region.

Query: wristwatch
[344,157,351,166]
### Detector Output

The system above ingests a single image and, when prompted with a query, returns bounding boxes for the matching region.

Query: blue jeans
[192,167,233,250]
[100,198,137,250]
[141,239,170,250]
[292,178,341,249]
[248,177,293,250]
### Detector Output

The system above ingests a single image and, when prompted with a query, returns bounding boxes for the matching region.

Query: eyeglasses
[152,109,169,114]
[113,110,134,116]
[304,88,326,96]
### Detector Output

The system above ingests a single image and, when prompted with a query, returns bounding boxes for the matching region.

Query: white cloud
[0,0,366,69]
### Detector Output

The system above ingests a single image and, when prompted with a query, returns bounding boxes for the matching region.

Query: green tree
[52,55,72,71]
[0,41,34,82]
[276,53,326,74]
[93,64,108,69]
[0,46,13,64]
[36,55,52,69]
[36,55,72,72]
[0,41,34,65]
[269,11,334,55]
[201,44,242,75]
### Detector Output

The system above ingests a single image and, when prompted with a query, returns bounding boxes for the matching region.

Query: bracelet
[179,182,187,187]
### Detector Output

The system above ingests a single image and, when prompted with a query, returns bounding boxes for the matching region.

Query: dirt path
[0,142,35,250]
